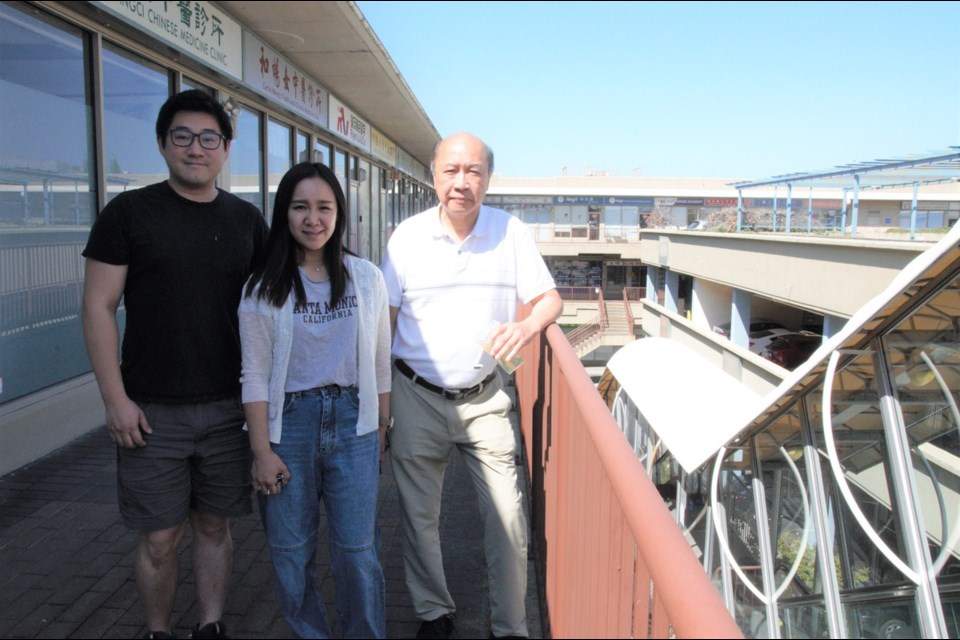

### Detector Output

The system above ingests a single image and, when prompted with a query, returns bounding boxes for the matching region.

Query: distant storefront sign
[900,201,953,211]
[371,129,397,165]
[607,196,654,206]
[328,94,371,152]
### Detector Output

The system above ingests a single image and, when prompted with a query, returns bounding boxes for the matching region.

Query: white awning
[606,338,765,473]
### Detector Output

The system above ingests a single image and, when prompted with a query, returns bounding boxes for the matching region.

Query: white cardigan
[238,255,391,442]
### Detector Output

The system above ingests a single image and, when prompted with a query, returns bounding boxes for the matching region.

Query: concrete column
[646,266,658,303]
[822,314,846,339]
[664,270,679,314]
[730,289,752,348]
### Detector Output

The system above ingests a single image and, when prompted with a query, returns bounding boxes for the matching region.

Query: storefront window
[334,148,347,196]
[313,140,330,167]
[348,155,360,254]
[900,210,946,229]
[399,179,410,224]
[622,206,641,240]
[0,3,94,402]
[181,77,207,93]
[267,118,291,217]
[584,212,597,241]
[102,44,169,200]
[229,106,263,212]
[370,164,383,263]
[506,204,551,241]
[296,131,309,164]
[354,158,371,258]
[571,205,589,238]
[550,259,602,289]
[554,205,571,237]
[385,170,398,233]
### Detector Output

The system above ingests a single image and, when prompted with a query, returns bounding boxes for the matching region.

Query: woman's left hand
[251,449,290,496]
[379,424,390,465]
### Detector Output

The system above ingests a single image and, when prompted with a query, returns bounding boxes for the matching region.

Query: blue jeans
[259,385,385,639]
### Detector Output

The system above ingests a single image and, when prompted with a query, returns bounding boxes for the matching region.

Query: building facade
[0,0,439,474]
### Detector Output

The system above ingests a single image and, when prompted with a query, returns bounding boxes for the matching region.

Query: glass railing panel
[756,412,824,599]
[841,593,919,639]
[715,446,771,634]
[806,357,910,590]
[882,273,960,613]
[939,586,960,637]
[779,600,831,639]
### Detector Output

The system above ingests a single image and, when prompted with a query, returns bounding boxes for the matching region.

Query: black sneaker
[188,621,228,639]
[144,632,176,640]
[416,613,456,639]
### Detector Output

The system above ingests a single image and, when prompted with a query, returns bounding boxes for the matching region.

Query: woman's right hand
[251,450,290,496]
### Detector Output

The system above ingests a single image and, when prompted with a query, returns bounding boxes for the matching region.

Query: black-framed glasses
[167,128,225,150]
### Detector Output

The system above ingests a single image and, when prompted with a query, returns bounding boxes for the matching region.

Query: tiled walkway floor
[0,388,541,639]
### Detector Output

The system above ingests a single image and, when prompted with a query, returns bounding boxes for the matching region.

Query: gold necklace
[302,263,324,274]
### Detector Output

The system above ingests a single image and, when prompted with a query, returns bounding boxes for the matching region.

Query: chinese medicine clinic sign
[94,1,242,80]
[328,95,371,152]
[243,33,328,127]
[370,129,396,165]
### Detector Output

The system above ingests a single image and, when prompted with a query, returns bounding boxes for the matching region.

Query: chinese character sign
[242,32,327,127]
[94,1,242,79]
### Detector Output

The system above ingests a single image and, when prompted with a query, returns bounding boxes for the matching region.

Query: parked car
[687,220,708,231]
[758,332,823,369]
[747,327,800,354]
[712,319,785,339]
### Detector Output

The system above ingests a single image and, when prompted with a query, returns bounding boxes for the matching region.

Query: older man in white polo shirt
[380,132,562,640]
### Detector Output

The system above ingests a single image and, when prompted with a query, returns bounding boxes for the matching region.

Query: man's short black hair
[155,89,233,146]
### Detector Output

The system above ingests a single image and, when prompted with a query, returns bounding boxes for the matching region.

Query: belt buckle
[441,387,463,401]
[458,381,483,401]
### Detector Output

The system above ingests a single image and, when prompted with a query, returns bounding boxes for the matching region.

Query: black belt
[285,384,354,401]
[395,358,496,401]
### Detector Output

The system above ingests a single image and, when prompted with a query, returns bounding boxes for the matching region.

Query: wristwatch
[379,416,394,430]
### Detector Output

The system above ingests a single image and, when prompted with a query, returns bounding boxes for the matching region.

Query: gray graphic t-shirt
[284,269,359,392]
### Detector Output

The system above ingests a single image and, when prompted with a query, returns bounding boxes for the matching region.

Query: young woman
[238,162,391,638]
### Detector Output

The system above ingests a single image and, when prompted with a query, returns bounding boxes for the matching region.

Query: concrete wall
[640,231,928,318]
[0,375,103,476]
[692,279,729,332]
[638,302,785,395]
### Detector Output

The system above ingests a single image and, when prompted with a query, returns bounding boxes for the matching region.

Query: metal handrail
[515,321,742,638]
[622,288,635,330]
[598,288,608,329]
[564,315,603,350]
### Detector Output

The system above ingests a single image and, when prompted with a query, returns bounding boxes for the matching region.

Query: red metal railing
[555,286,602,301]
[563,315,603,352]
[598,288,608,329]
[514,322,741,639]
[622,288,635,331]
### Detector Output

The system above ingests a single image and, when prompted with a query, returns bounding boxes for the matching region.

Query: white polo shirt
[381,204,556,388]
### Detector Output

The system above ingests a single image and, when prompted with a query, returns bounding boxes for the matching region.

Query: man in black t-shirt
[82,90,267,640]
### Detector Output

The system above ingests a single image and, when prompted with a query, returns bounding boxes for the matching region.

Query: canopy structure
[728,147,960,238]
[605,337,766,473]
[731,147,960,191]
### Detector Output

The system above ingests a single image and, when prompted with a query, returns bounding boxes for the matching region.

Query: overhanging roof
[216,1,440,169]
[730,147,960,192]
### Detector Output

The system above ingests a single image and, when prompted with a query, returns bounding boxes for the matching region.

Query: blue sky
[355,1,960,180]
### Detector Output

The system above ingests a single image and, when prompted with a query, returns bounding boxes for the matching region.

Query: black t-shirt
[83,182,267,403]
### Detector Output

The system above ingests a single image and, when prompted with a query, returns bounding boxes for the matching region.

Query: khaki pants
[389,370,529,638]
